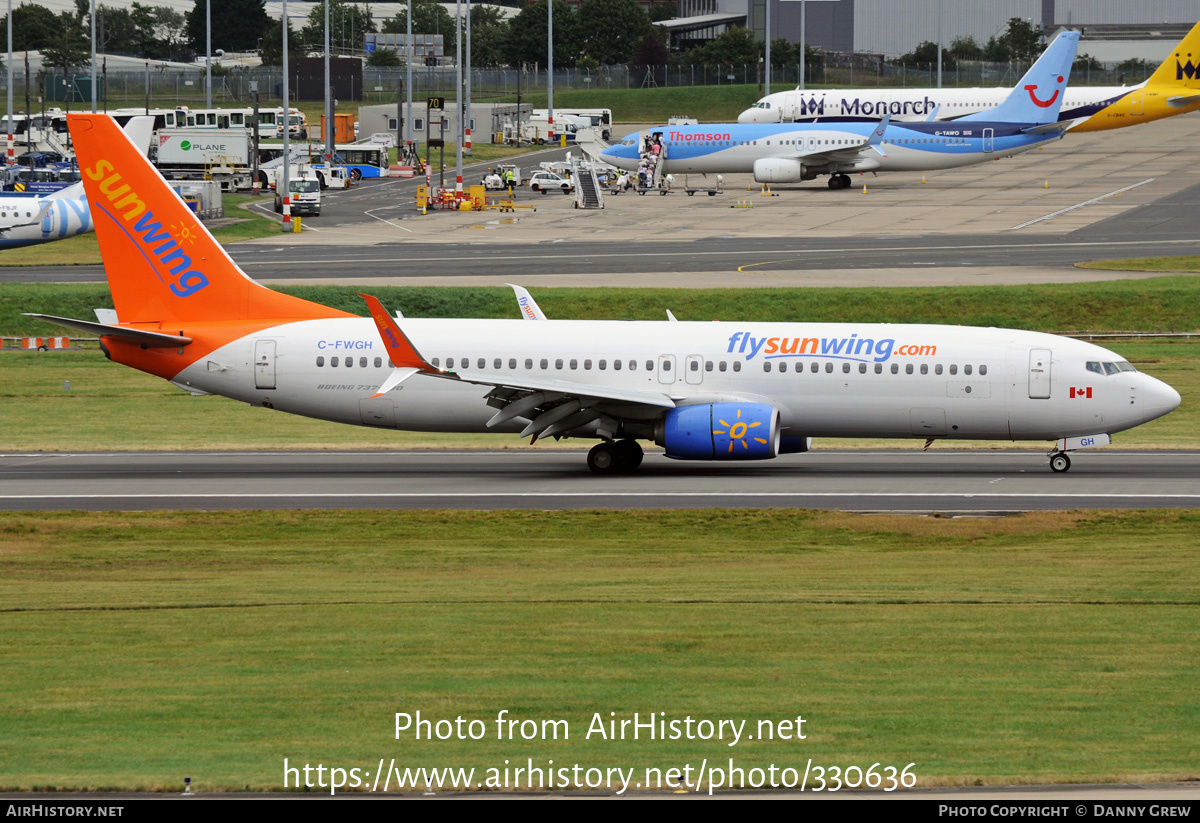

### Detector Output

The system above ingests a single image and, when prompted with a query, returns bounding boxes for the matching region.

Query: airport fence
[0,57,1157,110]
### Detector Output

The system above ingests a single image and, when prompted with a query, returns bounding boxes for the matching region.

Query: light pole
[7,0,13,168]
[324,0,332,163]
[206,0,212,107]
[464,0,471,156]
[799,0,806,90]
[405,0,412,145]
[90,0,96,113]
[764,0,770,96]
[547,0,553,144]
[454,0,462,196]
[282,0,291,231]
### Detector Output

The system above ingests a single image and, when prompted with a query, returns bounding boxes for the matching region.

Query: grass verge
[2,508,1198,791]
[1077,257,1200,274]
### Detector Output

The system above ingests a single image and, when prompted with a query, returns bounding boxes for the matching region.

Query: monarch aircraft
[738,21,1200,133]
[27,113,1180,474]
[0,117,153,250]
[601,31,1080,189]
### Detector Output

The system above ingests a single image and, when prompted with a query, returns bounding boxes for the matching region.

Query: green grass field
[2,508,1198,791]
[1078,256,1200,274]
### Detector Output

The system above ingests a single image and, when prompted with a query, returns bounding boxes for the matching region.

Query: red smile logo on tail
[1025,76,1064,108]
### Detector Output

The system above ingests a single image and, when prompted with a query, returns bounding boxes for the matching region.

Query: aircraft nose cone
[1143,374,1181,422]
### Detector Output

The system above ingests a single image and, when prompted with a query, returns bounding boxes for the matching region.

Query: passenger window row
[316,356,390,368]
[761,361,988,376]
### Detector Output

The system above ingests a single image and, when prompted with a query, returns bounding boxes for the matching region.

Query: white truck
[155,128,255,192]
[271,167,322,217]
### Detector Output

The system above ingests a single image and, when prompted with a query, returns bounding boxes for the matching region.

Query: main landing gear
[827,174,852,190]
[1049,452,1072,473]
[587,440,644,474]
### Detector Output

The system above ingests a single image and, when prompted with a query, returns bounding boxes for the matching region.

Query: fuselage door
[1131,91,1144,116]
[658,354,676,384]
[685,354,704,385]
[983,128,994,153]
[255,339,277,390]
[1029,348,1052,399]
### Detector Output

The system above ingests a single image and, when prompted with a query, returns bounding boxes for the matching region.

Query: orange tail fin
[68,113,351,325]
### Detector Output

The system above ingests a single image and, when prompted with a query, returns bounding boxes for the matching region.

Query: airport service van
[272,167,322,216]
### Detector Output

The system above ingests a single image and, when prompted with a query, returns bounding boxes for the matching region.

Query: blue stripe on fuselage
[604,120,1053,166]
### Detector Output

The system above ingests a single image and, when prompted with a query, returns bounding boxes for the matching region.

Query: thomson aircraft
[738,21,1200,134]
[602,32,1080,189]
[27,113,1179,474]
[0,117,152,250]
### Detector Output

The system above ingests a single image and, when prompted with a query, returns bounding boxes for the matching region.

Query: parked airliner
[27,113,1179,474]
[738,22,1200,134]
[0,117,151,250]
[602,32,1080,189]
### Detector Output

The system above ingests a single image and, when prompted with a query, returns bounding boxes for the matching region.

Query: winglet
[508,284,548,320]
[867,113,891,145]
[359,293,439,373]
[924,104,941,122]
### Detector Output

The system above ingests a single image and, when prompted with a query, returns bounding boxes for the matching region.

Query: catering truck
[154,128,255,191]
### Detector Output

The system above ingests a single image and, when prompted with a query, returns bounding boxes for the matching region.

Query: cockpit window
[1088,360,1137,376]
[619,138,636,146]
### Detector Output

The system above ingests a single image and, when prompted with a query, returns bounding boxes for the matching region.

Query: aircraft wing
[0,201,52,232]
[360,294,678,441]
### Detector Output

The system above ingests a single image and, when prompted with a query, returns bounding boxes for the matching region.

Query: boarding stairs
[572,158,603,210]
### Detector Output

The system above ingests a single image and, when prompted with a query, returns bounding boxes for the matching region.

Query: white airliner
[602,32,1081,189]
[738,21,1200,134]
[0,117,152,250]
[28,113,1180,474]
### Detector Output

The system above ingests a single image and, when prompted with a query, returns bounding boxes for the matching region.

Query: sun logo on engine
[713,408,767,453]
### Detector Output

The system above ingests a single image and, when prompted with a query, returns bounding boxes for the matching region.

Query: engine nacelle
[658,403,781,460]
[753,157,806,184]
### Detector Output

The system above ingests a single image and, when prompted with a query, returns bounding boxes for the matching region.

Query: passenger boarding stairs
[572,158,603,209]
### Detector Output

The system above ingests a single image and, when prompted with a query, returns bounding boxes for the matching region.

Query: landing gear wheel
[827,176,839,190]
[838,174,851,189]
[1050,453,1072,473]
[587,442,618,474]
[613,439,644,472]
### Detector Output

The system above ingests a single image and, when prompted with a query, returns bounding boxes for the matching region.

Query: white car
[528,171,574,195]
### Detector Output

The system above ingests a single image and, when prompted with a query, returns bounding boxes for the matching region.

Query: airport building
[734,0,1200,61]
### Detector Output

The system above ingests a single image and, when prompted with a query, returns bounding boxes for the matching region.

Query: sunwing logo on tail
[85,159,210,297]
[1025,76,1064,108]
[1177,53,1199,80]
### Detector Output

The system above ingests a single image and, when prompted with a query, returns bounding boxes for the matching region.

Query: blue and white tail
[961,30,1081,125]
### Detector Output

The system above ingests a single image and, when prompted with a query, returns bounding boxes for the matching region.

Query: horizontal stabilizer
[22,313,192,347]
[1021,121,1072,135]
[1167,94,1200,107]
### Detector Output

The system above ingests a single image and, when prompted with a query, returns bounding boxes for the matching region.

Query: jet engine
[753,157,806,183]
[657,403,781,460]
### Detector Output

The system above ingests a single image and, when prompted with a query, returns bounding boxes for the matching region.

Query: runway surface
[2,450,1197,512]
